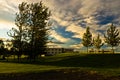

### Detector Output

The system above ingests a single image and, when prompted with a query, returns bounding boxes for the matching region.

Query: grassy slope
[39,53,120,76]
[0,53,120,76]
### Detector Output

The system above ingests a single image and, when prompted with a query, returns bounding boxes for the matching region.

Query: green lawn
[0,62,65,73]
[0,53,120,77]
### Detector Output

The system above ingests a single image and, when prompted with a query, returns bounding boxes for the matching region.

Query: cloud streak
[0,0,120,48]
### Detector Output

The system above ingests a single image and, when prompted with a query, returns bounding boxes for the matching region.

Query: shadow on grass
[40,54,120,68]
[0,54,120,80]
[1,54,120,68]
[0,69,119,80]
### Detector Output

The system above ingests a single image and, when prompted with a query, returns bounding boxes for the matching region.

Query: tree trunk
[17,55,20,62]
[14,54,15,60]
[17,53,21,62]
[112,46,114,54]
[87,47,89,54]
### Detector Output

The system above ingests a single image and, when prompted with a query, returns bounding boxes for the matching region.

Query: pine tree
[104,23,120,54]
[93,34,103,51]
[82,27,92,53]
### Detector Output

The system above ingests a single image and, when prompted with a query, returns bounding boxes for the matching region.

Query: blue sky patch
[96,15,116,25]
[55,26,74,38]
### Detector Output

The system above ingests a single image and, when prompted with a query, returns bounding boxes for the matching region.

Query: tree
[0,40,5,59]
[7,2,28,61]
[8,1,51,60]
[25,2,51,60]
[0,40,4,50]
[0,40,10,60]
[104,23,120,54]
[93,34,103,51]
[82,27,92,53]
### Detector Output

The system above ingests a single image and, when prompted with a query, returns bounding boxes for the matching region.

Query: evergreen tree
[104,23,120,54]
[82,27,92,53]
[93,34,103,51]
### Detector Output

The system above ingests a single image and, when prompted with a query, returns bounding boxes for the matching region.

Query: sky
[0,0,120,49]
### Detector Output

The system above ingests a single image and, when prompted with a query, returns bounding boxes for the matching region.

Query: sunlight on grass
[0,62,66,73]
[0,53,120,76]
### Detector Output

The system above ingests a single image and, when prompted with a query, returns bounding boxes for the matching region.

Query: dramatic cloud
[66,24,86,39]
[50,30,70,43]
[0,0,120,48]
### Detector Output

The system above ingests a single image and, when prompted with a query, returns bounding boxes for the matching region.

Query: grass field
[0,53,120,79]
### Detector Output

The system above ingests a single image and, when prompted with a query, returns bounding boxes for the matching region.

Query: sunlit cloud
[50,30,70,43]
[70,43,83,49]
[66,24,86,39]
[0,20,15,29]
[0,0,120,48]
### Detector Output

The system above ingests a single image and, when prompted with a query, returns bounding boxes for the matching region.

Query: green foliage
[26,1,51,59]
[7,2,28,60]
[0,40,4,49]
[82,27,92,52]
[104,23,120,53]
[24,2,51,58]
[0,40,5,58]
[0,40,11,60]
[93,34,103,50]
[8,1,51,60]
